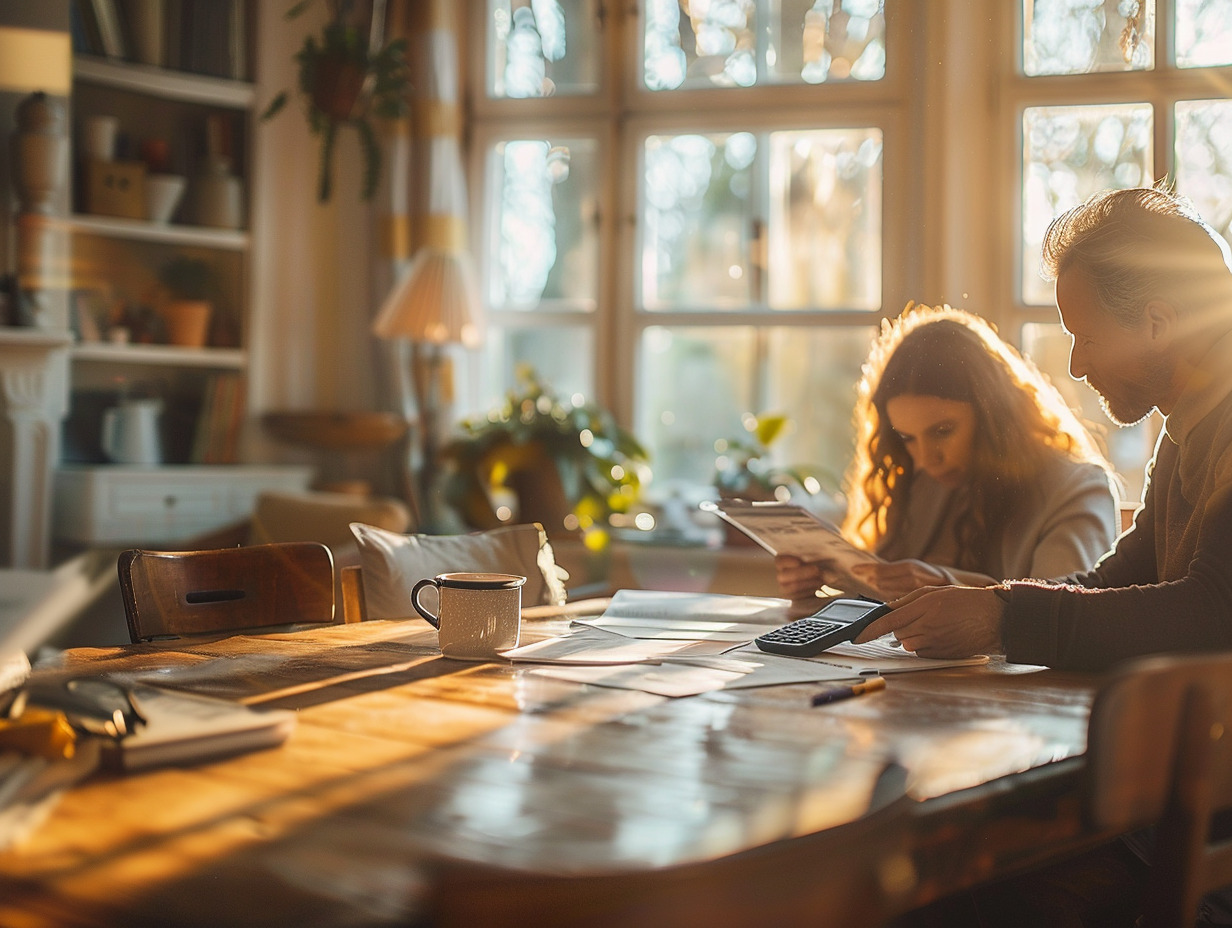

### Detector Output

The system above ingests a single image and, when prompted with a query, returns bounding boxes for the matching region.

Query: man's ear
[1143,299,1177,343]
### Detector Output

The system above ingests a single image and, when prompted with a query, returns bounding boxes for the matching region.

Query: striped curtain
[374,0,480,526]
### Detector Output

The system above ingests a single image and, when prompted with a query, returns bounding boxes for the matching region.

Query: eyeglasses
[21,677,146,740]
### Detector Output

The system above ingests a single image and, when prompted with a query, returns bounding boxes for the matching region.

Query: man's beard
[1088,353,1171,427]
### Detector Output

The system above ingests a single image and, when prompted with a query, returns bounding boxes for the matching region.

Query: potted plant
[158,256,217,348]
[714,412,837,500]
[261,0,410,201]
[441,366,651,543]
[713,411,838,543]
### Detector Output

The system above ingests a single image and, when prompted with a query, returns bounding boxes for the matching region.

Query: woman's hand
[774,555,829,604]
[848,559,951,599]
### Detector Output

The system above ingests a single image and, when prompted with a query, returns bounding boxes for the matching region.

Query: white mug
[411,572,525,660]
[83,115,119,162]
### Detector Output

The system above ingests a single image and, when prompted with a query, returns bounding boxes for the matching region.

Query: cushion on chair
[249,490,413,552]
[349,522,568,620]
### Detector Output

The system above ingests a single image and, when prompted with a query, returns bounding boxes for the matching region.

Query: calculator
[754,598,892,657]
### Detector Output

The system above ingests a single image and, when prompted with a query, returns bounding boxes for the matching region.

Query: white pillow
[349,522,568,620]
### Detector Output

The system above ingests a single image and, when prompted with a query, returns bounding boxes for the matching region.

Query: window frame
[466,0,922,437]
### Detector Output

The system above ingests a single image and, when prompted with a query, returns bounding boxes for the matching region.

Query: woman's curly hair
[841,303,1112,570]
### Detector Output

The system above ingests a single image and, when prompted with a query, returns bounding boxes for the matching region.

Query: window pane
[1176,100,1232,248]
[1022,0,1154,76]
[463,325,595,417]
[636,325,875,498]
[641,132,756,309]
[1176,0,1232,68]
[768,128,882,310]
[642,0,885,91]
[1021,323,1159,502]
[641,127,883,311]
[1021,103,1153,305]
[486,138,599,310]
[487,0,600,97]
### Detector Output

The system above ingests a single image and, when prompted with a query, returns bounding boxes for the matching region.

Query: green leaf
[317,121,336,202]
[260,91,288,121]
[356,118,380,199]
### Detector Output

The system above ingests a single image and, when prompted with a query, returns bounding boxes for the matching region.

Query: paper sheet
[528,651,859,697]
[503,626,736,665]
[731,636,990,675]
[573,589,790,641]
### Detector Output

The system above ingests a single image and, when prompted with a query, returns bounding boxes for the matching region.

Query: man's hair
[1040,184,1232,327]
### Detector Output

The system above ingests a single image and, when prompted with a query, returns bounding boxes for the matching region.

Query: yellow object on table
[0,708,76,760]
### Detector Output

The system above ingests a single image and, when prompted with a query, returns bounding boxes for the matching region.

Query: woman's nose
[917,440,943,468]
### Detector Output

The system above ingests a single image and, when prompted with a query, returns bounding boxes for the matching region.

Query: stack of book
[71,0,249,81]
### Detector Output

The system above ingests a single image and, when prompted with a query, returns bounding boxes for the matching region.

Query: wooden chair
[1085,652,1232,927]
[118,543,336,642]
[424,765,915,928]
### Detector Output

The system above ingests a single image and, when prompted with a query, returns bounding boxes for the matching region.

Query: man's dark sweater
[1002,326,1232,671]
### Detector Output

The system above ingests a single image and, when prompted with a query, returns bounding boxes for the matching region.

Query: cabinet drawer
[108,483,225,518]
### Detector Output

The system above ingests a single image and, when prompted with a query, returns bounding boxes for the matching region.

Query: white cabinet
[53,464,312,545]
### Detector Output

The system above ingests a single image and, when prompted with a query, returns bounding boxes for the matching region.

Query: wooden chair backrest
[339,564,366,624]
[118,543,335,642]
[1085,652,1232,927]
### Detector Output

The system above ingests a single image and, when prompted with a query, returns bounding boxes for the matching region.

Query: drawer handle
[164,496,177,508]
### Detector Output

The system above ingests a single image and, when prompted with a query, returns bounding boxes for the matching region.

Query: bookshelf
[63,0,256,474]
[48,0,290,551]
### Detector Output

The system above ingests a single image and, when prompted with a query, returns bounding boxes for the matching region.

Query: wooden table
[0,618,1109,927]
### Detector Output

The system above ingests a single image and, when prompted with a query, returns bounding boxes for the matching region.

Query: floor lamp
[373,247,482,530]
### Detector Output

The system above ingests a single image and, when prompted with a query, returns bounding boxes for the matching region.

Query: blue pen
[810,676,887,706]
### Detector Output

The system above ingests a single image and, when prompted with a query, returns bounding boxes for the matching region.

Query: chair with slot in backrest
[1085,651,1232,927]
[118,543,336,642]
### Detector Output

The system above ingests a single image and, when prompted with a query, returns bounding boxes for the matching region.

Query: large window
[465,0,1232,519]
[467,0,907,513]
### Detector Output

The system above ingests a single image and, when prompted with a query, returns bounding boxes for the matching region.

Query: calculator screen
[826,601,875,622]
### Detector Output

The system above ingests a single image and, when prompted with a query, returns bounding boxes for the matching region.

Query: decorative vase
[190,157,243,229]
[163,299,212,347]
[12,92,68,214]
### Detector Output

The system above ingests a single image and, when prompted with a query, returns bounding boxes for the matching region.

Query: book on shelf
[163,0,182,71]
[90,0,129,60]
[72,0,105,56]
[118,0,165,69]
[190,372,244,465]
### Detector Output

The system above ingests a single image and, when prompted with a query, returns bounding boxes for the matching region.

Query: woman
[777,303,1120,608]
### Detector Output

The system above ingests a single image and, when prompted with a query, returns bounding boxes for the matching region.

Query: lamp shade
[372,246,484,347]
[0,27,71,95]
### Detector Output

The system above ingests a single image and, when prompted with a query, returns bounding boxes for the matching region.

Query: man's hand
[854,586,1006,658]
[849,558,949,599]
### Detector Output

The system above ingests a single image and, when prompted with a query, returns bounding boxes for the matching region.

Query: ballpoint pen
[810,676,887,706]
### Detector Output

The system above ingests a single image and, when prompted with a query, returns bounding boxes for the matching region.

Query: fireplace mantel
[0,328,71,567]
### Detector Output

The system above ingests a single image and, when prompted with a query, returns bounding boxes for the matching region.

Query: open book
[103,684,296,772]
[701,499,885,598]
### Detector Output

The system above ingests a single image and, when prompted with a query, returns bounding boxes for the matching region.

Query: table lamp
[373,245,483,529]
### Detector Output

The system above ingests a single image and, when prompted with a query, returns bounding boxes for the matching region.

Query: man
[857,184,1232,671]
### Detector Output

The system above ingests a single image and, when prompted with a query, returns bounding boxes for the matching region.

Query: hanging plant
[261,0,409,201]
